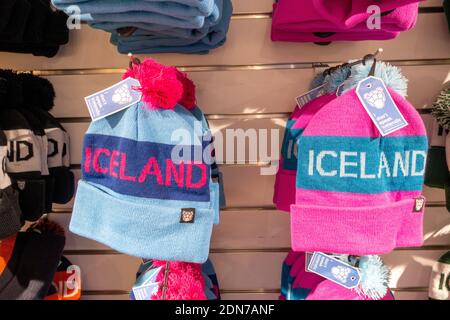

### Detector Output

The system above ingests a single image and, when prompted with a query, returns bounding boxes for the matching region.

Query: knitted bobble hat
[152,260,206,300]
[306,281,395,300]
[430,88,450,212]
[175,70,221,223]
[70,59,215,263]
[274,65,352,212]
[0,130,22,240]
[0,218,65,300]
[0,1,17,33]
[429,251,450,300]
[0,109,47,221]
[291,66,428,255]
[17,73,74,204]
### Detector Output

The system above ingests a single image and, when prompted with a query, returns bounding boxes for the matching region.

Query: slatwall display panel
[41,64,450,118]
[64,250,444,298]
[52,204,449,253]
[0,13,449,70]
[1,0,449,300]
[51,210,292,251]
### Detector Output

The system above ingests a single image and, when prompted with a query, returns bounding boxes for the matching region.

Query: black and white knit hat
[0,71,47,222]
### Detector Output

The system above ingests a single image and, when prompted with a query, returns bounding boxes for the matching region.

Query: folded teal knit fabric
[52,0,215,18]
[52,0,221,29]
[111,0,231,54]
[52,0,215,16]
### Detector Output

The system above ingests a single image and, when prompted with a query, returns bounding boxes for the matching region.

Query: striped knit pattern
[291,88,428,255]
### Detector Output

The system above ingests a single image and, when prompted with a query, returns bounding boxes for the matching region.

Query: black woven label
[180,208,195,223]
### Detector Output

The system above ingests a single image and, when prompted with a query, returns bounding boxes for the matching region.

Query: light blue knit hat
[174,70,223,222]
[70,59,215,263]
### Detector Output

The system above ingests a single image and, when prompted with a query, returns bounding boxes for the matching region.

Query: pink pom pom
[176,70,197,110]
[122,59,183,110]
[152,261,206,300]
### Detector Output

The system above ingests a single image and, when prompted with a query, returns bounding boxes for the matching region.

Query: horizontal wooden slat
[384,250,447,288]
[51,210,292,251]
[0,13,448,70]
[79,291,430,300]
[65,249,447,292]
[45,64,449,118]
[51,204,450,253]
[232,0,273,13]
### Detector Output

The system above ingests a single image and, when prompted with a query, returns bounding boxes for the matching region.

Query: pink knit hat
[306,280,395,300]
[274,95,337,211]
[291,88,428,255]
[272,0,420,42]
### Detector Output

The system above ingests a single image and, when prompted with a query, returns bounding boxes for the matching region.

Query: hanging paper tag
[84,77,142,122]
[132,266,162,300]
[305,252,314,272]
[356,76,408,136]
[307,252,361,289]
[296,84,325,108]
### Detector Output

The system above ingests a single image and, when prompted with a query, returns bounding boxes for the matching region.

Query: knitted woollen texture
[424,119,448,189]
[70,59,215,263]
[0,0,31,43]
[272,0,419,33]
[52,0,217,19]
[152,260,206,300]
[15,108,54,213]
[202,259,220,300]
[0,1,17,32]
[53,0,216,16]
[291,88,428,255]
[306,281,395,300]
[444,0,450,32]
[0,131,22,240]
[274,95,336,212]
[0,1,68,57]
[16,73,74,204]
[279,251,309,299]
[76,10,209,29]
[271,1,419,42]
[176,69,222,221]
[0,220,65,300]
[429,251,450,300]
[0,235,16,275]
[0,109,47,222]
[286,252,325,300]
[111,0,232,54]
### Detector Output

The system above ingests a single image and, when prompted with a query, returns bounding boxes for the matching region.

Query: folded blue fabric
[90,0,221,40]
[111,0,231,54]
[52,0,215,16]
[80,11,206,29]
[52,0,214,18]
[90,21,196,39]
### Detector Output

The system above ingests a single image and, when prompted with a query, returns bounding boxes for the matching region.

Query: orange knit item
[0,235,17,275]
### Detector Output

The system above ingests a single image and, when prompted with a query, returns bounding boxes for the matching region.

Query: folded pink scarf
[272,0,420,42]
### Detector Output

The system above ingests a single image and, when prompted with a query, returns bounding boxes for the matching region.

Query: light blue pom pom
[342,60,408,97]
[310,72,326,90]
[357,255,390,300]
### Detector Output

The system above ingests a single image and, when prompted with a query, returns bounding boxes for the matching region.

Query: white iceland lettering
[307,149,426,179]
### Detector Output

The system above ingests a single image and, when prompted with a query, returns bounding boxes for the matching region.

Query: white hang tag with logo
[307,252,361,289]
[356,76,408,136]
[84,77,142,122]
[132,266,162,300]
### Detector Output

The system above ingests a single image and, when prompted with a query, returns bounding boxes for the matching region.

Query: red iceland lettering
[84,147,207,189]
